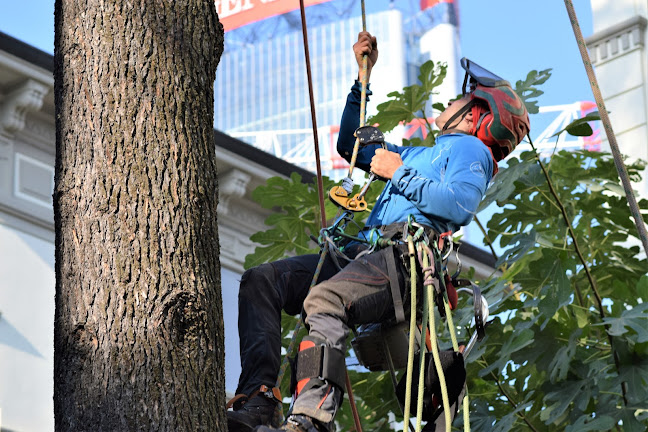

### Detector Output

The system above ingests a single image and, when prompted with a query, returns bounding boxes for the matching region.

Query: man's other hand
[370,149,403,180]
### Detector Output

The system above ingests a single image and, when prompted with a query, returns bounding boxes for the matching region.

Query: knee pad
[291,336,346,398]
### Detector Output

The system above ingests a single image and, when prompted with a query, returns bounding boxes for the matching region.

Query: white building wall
[0,222,55,432]
[419,23,462,106]
[587,0,648,196]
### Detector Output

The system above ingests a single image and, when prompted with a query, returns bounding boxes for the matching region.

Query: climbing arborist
[227,31,529,432]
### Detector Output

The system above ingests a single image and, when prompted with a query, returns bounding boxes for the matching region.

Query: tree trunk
[53,1,225,430]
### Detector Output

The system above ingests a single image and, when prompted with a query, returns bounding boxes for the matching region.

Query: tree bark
[53,1,225,430]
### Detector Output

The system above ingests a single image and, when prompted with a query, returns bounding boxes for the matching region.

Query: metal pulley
[329,126,386,211]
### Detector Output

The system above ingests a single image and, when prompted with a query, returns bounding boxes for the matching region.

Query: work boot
[254,414,327,432]
[227,385,282,432]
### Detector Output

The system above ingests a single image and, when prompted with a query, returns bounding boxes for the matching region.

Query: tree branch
[528,137,628,406]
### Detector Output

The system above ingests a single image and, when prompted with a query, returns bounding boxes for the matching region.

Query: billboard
[216,0,333,31]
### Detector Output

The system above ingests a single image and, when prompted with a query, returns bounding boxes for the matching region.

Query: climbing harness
[348,217,488,432]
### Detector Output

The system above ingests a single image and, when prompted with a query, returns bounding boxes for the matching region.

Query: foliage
[244,60,648,431]
[514,68,552,115]
[244,172,382,270]
[468,148,648,431]
[244,173,335,269]
[369,60,448,147]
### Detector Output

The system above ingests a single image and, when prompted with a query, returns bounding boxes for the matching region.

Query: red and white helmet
[461,58,531,161]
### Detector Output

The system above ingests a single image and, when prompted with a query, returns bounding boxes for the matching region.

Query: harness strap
[441,100,474,134]
[226,393,248,410]
[385,247,406,324]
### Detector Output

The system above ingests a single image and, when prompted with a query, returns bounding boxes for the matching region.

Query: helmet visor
[460,57,510,94]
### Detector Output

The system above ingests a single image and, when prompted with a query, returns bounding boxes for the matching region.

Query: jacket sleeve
[337,81,400,173]
[390,137,493,226]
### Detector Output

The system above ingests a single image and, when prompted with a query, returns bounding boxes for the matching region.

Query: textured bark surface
[53,1,225,430]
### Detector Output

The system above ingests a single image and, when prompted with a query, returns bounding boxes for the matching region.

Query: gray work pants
[292,246,408,425]
[236,244,409,426]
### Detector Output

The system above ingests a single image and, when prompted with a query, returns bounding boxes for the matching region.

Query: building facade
[586,0,648,196]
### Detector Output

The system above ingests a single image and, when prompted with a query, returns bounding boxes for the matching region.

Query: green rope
[402,235,418,431]
[435,242,470,432]
[423,247,453,431]
[442,279,471,432]
[415,243,429,431]
[463,395,471,432]
[443,299,459,351]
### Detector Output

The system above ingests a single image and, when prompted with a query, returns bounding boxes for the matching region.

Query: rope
[415,242,429,431]
[438,249,471,432]
[464,396,470,432]
[294,3,363,429]
[423,254,452,431]
[298,0,327,229]
[423,247,452,431]
[343,0,369,190]
[402,235,418,431]
[434,242,471,432]
[563,0,648,256]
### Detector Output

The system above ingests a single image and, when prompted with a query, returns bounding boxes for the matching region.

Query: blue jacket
[337,81,494,235]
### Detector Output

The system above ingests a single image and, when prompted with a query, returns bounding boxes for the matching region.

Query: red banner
[216,0,333,31]
[420,0,454,10]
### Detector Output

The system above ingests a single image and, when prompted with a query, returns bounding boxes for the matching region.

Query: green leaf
[573,307,589,329]
[564,415,617,432]
[620,408,648,432]
[541,379,588,424]
[468,402,497,430]
[432,102,445,112]
[637,275,648,302]
[616,360,648,404]
[492,401,533,432]
[369,60,448,133]
[596,303,648,343]
[566,122,594,137]
[514,68,552,114]
[479,328,535,376]
[551,111,601,138]
[478,154,537,211]
[548,329,581,383]
[419,59,447,94]
[531,250,572,325]
[496,229,538,267]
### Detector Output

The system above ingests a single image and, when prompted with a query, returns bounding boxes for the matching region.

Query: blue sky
[460,1,594,106]
[1,0,594,111]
